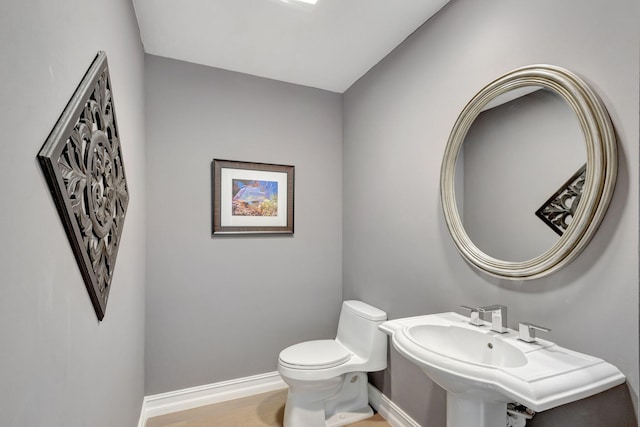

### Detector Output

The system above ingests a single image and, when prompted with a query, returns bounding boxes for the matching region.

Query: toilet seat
[279,340,351,370]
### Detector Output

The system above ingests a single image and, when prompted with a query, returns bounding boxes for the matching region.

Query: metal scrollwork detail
[58,68,129,300]
[535,165,586,236]
[38,52,129,320]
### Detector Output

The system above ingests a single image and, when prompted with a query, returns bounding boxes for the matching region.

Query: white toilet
[277,300,388,427]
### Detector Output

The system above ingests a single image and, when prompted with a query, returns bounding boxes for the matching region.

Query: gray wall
[343,0,638,425]
[144,55,343,394]
[0,1,146,427]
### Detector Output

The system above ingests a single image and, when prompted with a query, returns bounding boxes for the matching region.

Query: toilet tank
[336,300,388,371]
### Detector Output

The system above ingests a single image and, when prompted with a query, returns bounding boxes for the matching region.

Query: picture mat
[220,168,288,227]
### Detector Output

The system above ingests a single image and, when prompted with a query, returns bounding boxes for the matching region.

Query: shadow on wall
[528,383,637,427]
[371,363,636,427]
[369,346,447,427]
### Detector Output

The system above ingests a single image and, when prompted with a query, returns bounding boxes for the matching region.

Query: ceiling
[132,0,451,93]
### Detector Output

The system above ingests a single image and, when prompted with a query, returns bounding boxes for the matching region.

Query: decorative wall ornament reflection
[535,165,586,236]
[38,51,129,320]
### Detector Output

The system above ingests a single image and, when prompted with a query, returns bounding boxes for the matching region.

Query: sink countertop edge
[380,312,627,412]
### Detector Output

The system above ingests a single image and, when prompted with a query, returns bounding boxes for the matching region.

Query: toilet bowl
[277,300,388,427]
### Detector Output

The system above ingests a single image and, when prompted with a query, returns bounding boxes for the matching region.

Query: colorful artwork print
[212,159,294,235]
[232,179,278,217]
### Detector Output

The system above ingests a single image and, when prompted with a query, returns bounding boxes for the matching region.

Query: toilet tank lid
[343,300,387,321]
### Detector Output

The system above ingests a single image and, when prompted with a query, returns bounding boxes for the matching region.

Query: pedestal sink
[380,312,625,427]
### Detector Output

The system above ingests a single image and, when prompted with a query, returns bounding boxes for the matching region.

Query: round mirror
[441,65,617,279]
[460,87,585,262]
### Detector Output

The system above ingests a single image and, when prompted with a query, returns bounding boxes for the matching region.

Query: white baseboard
[138,371,287,426]
[137,398,147,427]
[368,383,422,427]
[137,372,418,427]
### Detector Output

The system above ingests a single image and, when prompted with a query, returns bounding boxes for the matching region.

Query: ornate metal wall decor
[535,164,586,236]
[38,51,129,320]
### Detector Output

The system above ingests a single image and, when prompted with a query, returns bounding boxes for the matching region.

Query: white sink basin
[380,312,625,427]
[407,324,528,369]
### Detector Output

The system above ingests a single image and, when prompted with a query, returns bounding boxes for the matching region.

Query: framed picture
[211,159,294,235]
[37,51,129,320]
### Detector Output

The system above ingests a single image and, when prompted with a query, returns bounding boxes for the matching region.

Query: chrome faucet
[460,305,484,327]
[518,322,551,343]
[479,305,508,333]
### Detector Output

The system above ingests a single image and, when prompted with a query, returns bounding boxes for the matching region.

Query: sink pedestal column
[446,393,507,427]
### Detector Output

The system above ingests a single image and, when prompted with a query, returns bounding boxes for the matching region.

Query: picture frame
[211,159,294,235]
[37,51,129,320]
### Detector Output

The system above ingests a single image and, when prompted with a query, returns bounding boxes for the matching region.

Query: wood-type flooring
[145,388,391,427]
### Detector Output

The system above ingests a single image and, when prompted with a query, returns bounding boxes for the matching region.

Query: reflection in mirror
[441,64,617,279]
[457,88,585,262]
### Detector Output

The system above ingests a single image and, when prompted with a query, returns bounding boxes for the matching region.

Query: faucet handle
[518,322,551,343]
[460,305,484,326]
[480,305,508,333]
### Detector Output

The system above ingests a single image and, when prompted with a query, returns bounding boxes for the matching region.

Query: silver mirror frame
[440,65,617,280]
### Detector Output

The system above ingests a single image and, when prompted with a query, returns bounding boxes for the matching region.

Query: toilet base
[326,405,373,427]
[282,372,372,427]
